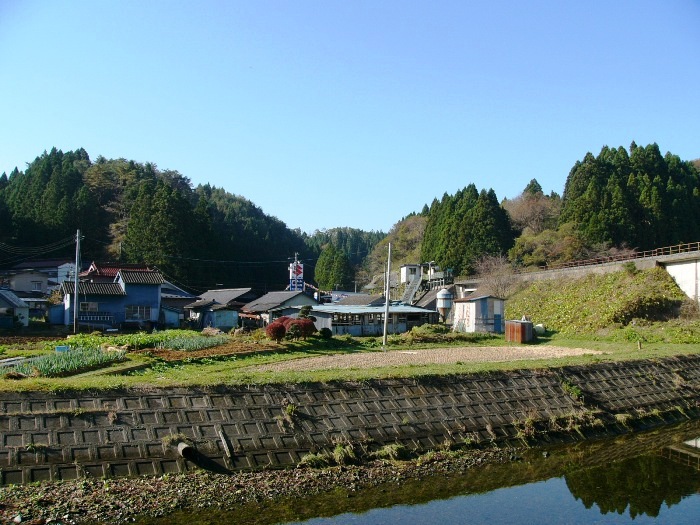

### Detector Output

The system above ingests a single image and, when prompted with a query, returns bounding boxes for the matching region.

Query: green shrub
[318,327,332,339]
[372,443,410,461]
[332,443,357,465]
[285,323,302,341]
[299,451,332,468]
[249,328,267,342]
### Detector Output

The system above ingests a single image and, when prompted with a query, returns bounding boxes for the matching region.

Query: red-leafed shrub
[276,316,292,328]
[283,318,316,340]
[296,318,316,339]
[265,322,286,343]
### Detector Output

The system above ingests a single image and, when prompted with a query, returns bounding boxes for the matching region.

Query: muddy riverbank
[0,447,513,524]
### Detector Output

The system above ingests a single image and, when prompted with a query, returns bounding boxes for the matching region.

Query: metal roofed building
[0,289,30,328]
[59,269,164,331]
[272,303,438,337]
[452,293,505,334]
[241,291,317,327]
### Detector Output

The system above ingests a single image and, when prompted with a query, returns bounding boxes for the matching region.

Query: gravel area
[251,345,602,372]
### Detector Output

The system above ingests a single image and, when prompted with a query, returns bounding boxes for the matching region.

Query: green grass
[156,334,231,351]
[0,329,224,360]
[2,301,700,392]
[505,267,687,335]
[2,329,698,392]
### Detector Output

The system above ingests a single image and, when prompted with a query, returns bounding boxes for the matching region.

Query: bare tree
[475,255,517,299]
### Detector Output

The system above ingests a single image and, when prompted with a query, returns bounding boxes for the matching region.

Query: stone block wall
[1,355,699,485]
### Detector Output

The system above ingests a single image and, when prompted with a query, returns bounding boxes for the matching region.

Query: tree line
[2,142,698,293]
[0,148,385,292]
[363,142,699,281]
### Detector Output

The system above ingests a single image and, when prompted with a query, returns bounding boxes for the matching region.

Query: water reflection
[134,422,700,525]
[566,453,699,519]
[285,452,700,525]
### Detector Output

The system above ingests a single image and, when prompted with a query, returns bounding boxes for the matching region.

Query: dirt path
[250,345,602,372]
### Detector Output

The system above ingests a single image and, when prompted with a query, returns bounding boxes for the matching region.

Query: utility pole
[73,229,81,334]
[382,242,391,349]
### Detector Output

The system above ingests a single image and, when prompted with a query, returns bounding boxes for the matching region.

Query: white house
[400,264,421,284]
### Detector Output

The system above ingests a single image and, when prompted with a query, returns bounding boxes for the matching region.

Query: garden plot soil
[132,339,280,361]
[251,345,602,372]
[0,335,57,346]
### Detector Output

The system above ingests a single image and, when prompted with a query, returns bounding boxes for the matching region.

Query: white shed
[452,295,504,334]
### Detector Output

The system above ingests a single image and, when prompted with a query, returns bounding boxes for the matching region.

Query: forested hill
[1,143,698,293]
[0,148,385,292]
[362,142,700,281]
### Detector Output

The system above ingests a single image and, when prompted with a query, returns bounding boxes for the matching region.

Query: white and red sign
[289,262,304,291]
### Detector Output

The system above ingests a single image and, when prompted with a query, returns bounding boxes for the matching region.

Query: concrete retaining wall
[2,355,699,485]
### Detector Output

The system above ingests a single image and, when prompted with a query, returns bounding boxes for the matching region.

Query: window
[31,281,43,292]
[80,302,99,312]
[126,305,151,320]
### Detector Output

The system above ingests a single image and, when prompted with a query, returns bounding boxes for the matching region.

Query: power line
[0,236,75,255]
[0,237,76,266]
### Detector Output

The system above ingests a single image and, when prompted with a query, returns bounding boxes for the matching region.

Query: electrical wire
[0,236,76,266]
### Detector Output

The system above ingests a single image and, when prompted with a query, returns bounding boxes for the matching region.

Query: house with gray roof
[58,269,164,331]
[198,288,260,310]
[183,288,261,331]
[241,291,317,326]
[0,289,30,328]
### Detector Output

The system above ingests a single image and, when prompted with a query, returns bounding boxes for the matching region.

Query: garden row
[1,329,230,379]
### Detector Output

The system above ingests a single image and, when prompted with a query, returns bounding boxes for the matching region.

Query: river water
[139,420,700,525]
[286,455,700,525]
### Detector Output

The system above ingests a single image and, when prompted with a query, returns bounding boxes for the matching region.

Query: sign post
[289,255,304,291]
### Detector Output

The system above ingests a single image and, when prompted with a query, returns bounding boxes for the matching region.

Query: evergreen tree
[314,244,353,290]
[421,185,513,276]
[523,178,543,196]
[560,143,700,252]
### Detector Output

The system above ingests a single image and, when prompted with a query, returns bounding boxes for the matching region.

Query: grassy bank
[1,325,699,392]
[2,265,699,392]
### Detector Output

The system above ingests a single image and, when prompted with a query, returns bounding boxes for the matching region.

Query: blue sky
[1,1,699,234]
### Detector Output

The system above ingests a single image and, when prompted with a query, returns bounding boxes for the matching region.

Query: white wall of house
[400,265,420,284]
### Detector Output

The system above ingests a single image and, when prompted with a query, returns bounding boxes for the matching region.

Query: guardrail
[540,241,700,272]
